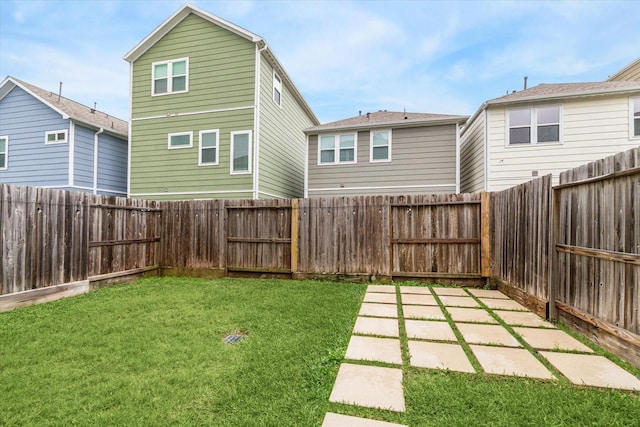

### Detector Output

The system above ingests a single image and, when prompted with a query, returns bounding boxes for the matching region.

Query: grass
[1,278,639,426]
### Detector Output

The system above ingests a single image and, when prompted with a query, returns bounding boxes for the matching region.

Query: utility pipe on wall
[93,128,104,194]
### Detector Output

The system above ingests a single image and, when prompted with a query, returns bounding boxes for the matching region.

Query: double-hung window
[273,71,282,107]
[507,105,561,145]
[168,131,193,149]
[45,130,67,144]
[370,130,391,162]
[0,136,7,170]
[231,131,252,174]
[632,98,640,138]
[318,133,356,164]
[199,130,219,166]
[152,58,188,95]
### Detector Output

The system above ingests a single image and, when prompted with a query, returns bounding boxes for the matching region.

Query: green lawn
[1,277,638,426]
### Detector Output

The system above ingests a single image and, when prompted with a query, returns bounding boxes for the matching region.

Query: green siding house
[124,4,319,200]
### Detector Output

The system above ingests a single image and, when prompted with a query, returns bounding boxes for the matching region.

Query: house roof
[124,3,319,126]
[0,76,128,137]
[305,110,468,133]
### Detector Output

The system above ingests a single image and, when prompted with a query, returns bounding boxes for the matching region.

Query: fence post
[291,199,299,273]
[480,192,491,278]
[548,186,560,320]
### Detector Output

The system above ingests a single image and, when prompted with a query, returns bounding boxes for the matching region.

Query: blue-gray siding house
[0,76,128,196]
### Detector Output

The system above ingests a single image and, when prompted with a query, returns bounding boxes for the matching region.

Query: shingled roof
[306,110,468,132]
[0,76,128,137]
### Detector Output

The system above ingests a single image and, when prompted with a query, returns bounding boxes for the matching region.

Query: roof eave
[304,116,468,134]
[69,118,128,139]
[486,86,640,107]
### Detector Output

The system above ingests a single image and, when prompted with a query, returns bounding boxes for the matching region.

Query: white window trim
[168,131,193,150]
[370,129,392,163]
[273,70,283,108]
[0,135,8,170]
[317,133,358,165]
[505,105,563,147]
[45,129,68,144]
[151,57,189,96]
[198,129,220,166]
[630,97,640,139]
[230,130,252,175]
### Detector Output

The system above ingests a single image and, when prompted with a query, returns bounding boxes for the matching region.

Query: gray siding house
[305,111,468,197]
[0,77,128,196]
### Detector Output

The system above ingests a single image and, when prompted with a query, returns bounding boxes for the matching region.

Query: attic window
[273,71,282,107]
[45,130,68,144]
[152,58,188,95]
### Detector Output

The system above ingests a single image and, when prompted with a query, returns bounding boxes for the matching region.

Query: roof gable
[607,57,640,82]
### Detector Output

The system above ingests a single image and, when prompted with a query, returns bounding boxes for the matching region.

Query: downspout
[484,108,490,191]
[304,133,309,198]
[93,128,104,194]
[455,122,461,194]
[253,42,269,199]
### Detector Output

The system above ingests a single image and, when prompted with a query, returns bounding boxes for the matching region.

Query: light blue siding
[73,124,94,188]
[0,86,69,186]
[97,132,127,196]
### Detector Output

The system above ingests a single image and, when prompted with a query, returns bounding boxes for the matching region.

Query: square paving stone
[456,323,521,347]
[403,305,446,320]
[439,295,480,308]
[408,340,475,373]
[364,293,397,304]
[467,289,510,299]
[329,363,405,412]
[401,294,438,306]
[323,413,408,427]
[367,285,396,294]
[432,287,468,296]
[471,345,556,379]
[513,328,594,352]
[405,319,457,341]
[480,298,528,311]
[399,286,432,295]
[447,307,498,324]
[345,336,403,365]
[540,352,640,391]
[495,310,556,328]
[353,317,399,337]
[359,303,398,318]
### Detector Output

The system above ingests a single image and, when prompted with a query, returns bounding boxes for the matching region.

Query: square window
[507,106,560,145]
[152,58,188,95]
[318,133,357,164]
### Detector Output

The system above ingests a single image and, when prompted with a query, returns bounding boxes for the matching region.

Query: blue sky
[1,0,639,123]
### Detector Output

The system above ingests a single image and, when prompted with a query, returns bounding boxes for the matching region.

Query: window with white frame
[370,129,391,162]
[231,131,251,174]
[273,71,282,107]
[199,130,219,166]
[0,136,7,169]
[168,131,193,149]
[45,130,67,144]
[318,133,356,164]
[632,97,640,138]
[507,105,560,145]
[152,58,188,95]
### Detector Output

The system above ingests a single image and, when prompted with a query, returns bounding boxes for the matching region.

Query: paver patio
[345,336,403,365]
[432,287,468,296]
[367,285,396,294]
[495,310,556,328]
[456,323,522,347]
[467,288,510,299]
[329,363,405,412]
[323,413,408,427]
[400,294,438,306]
[353,317,399,337]
[438,295,480,307]
[359,303,398,318]
[446,307,498,324]
[514,327,594,352]
[480,298,528,311]
[402,305,446,320]
[399,286,431,295]
[470,345,556,379]
[364,293,398,304]
[408,340,475,373]
[405,319,457,341]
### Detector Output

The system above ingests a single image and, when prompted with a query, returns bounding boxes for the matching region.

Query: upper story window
[152,58,188,95]
[231,131,252,174]
[507,105,561,145]
[632,97,640,138]
[0,136,7,170]
[319,133,357,165]
[168,131,193,149]
[199,130,219,166]
[45,130,68,144]
[273,71,282,107]
[370,129,391,162]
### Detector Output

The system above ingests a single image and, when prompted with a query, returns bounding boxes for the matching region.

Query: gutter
[305,116,468,134]
[93,128,104,195]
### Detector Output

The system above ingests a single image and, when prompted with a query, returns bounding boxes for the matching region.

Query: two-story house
[124,4,319,200]
[0,76,128,196]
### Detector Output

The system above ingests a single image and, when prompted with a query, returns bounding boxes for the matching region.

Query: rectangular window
[168,131,193,149]
[199,130,219,166]
[318,133,357,165]
[370,130,391,162]
[507,105,560,145]
[45,130,68,144]
[152,58,188,95]
[0,136,7,170]
[632,98,640,138]
[231,131,252,174]
[273,71,282,107]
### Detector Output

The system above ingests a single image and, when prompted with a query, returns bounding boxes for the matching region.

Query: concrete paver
[353,317,399,337]
[403,305,446,320]
[405,319,457,341]
[446,307,498,324]
[367,285,396,294]
[399,286,432,295]
[456,323,521,347]
[408,340,475,373]
[540,352,640,391]
[400,294,438,306]
[359,303,398,318]
[495,310,556,328]
[345,336,403,365]
[480,298,528,311]
[471,345,556,379]
[329,363,405,412]
[439,295,480,308]
[323,413,408,427]
[467,289,510,299]
[364,293,398,304]
[514,327,594,352]
[432,287,468,296]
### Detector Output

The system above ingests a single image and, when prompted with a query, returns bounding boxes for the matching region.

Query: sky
[1,0,639,124]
